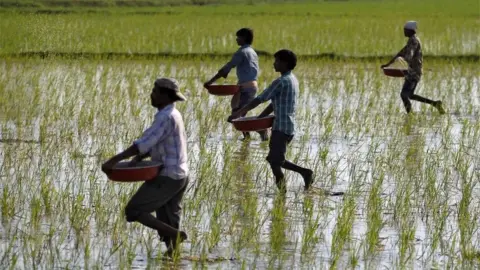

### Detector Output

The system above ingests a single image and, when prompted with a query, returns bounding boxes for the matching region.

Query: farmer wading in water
[229,49,314,192]
[204,28,268,141]
[382,21,445,114]
[102,78,189,257]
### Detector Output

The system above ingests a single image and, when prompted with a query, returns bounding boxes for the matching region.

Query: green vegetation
[1,0,294,8]
[0,0,479,56]
[1,57,478,268]
[0,0,479,269]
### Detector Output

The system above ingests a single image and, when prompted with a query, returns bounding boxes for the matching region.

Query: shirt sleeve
[220,50,243,74]
[399,38,417,59]
[256,78,283,102]
[133,115,170,155]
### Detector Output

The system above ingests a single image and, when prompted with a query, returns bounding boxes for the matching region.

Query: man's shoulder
[272,76,285,85]
[272,74,298,91]
[409,35,421,45]
[240,46,257,56]
[158,107,184,129]
[170,107,185,122]
[284,72,298,83]
[155,105,177,119]
[168,106,182,116]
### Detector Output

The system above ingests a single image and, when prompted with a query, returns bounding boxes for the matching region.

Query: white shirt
[134,104,188,180]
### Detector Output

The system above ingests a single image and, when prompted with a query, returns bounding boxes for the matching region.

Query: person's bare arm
[228,98,262,122]
[128,152,150,166]
[382,45,407,68]
[204,51,242,87]
[204,71,228,87]
[104,113,169,171]
[258,103,273,118]
[101,144,140,174]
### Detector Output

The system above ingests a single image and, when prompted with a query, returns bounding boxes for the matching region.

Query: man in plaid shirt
[382,21,445,114]
[229,49,314,191]
[102,78,189,258]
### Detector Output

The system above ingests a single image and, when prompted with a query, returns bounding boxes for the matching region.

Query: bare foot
[163,231,188,258]
[302,169,314,190]
[275,177,287,193]
[434,100,445,114]
[240,132,251,141]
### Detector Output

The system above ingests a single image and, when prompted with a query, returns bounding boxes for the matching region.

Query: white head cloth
[404,21,417,31]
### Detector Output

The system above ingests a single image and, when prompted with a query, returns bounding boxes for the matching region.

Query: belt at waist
[238,81,258,89]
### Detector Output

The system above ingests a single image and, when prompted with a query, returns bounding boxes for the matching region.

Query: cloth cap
[154,78,186,101]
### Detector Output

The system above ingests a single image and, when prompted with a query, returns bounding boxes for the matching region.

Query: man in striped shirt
[228,49,314,191]
[101,78,189,258]
[382,21,445,114]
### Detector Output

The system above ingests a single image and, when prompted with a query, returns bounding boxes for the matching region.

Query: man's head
[150,78,186,108]
[236,28,254,46]
[403,21,417,37]
[273,49,297,73]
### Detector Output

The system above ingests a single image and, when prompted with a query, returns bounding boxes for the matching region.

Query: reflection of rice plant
[1,57,479,269]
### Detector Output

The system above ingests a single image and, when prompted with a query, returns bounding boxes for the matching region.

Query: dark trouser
[231,88,257,114]
[401,78,435,113]
[125,175,188,248]
[266,130,309,189]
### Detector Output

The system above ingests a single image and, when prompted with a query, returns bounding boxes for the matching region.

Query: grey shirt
[220,44,259,84]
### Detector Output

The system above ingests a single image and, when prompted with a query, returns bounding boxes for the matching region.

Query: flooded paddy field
[1,0,479,268]
[0,58,478,269]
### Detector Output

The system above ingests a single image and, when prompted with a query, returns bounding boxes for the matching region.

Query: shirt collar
[281,71,292,77]
[156,104,174,115]
[240,44,251,49]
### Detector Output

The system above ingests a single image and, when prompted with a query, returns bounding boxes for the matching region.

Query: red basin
[232,115,275,132]
[107,161,161,182]
[205,85,240,96]
[382,68,407,78]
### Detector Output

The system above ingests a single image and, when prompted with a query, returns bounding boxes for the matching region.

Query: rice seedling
[0,57,478,269]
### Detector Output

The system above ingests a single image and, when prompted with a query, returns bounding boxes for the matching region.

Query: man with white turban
[382,21,445,114]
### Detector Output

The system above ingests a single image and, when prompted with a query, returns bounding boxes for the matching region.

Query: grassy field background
[1,0,286,7]
[0,0,479,57]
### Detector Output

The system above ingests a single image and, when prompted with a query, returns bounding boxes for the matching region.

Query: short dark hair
[236,28,254,44]
[274,49,297,70]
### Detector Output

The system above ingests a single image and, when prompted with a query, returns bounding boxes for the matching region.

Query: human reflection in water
[403,119,425,177]
[229,141,262,252]
[268,194,288,268]
[233,141,251,186]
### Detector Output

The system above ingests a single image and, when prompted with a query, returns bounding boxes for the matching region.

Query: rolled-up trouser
[231,80,258,113]
[400,78,434,113]
[266,130,294,167]
[231,87,257,115]
[125,174,189,246]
